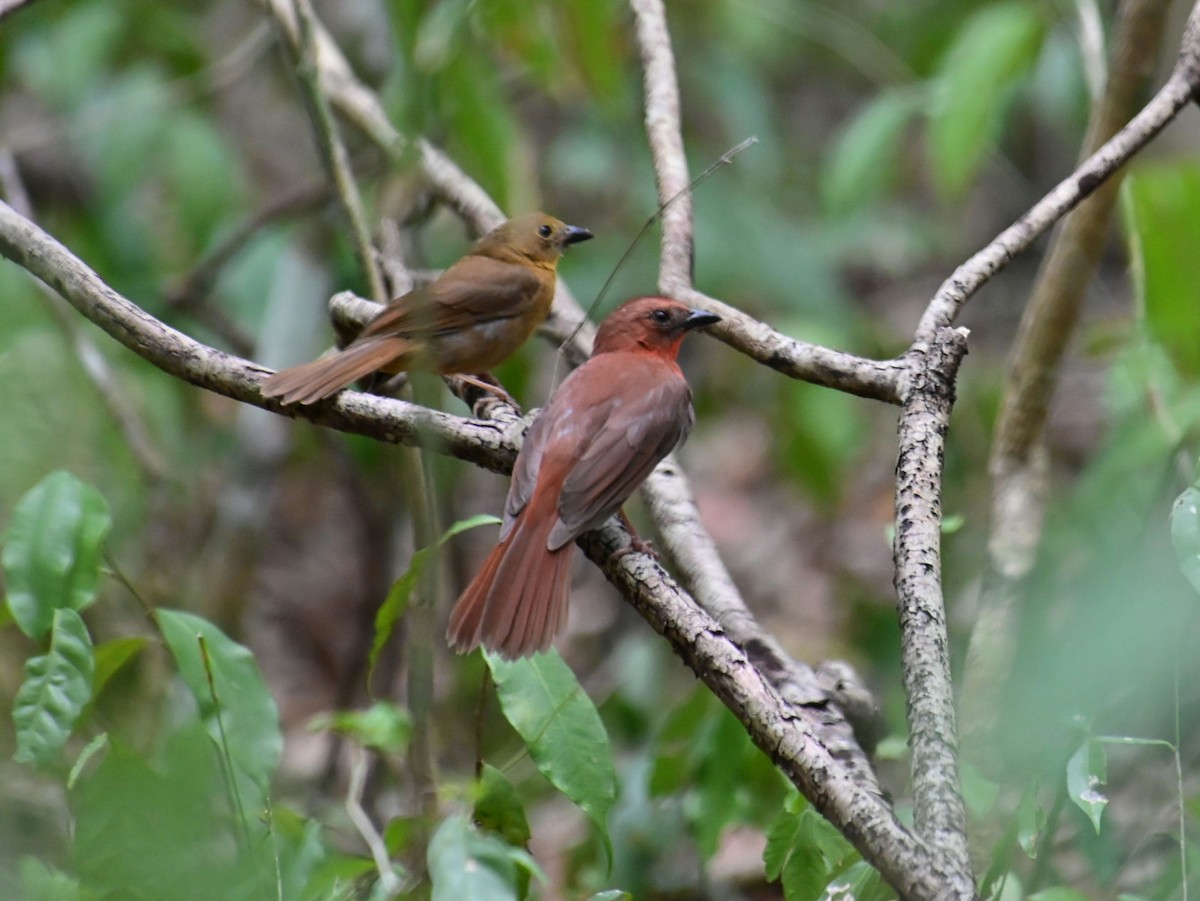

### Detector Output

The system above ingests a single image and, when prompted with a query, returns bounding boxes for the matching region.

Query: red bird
[447,296,720,659]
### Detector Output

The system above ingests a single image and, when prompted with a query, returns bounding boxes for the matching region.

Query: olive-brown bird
[447,296,720,659]
[260,213,593,405]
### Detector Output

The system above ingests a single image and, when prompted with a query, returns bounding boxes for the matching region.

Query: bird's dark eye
[651,309,671,324]
[537,224,553,238]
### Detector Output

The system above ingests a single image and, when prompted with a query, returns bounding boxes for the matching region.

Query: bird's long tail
[447,510,573,659]
[260,336,415,405]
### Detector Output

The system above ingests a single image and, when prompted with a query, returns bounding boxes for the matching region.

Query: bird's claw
[609,536,657,564]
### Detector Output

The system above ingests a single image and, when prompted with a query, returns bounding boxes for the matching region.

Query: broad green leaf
[1127,161,1200,376]
[781,842,826,901]
[487,651,616,862]
[310,701,411,753]
[928,1,1045,198]
[157,608,282,803]
[369,514,499,687]
[1066,739,1107,833]
[428,812,539,901]
[13,608,95,765]
[16,856,84,901]
[818,860,882,901]
[3,471,112,639]
[764,803,804,880]
[473,763,531,848]
[823,87,922,215]
[92,636,147,699]
[798,808,854,872]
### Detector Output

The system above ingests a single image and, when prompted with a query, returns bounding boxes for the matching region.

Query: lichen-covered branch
[893,328,972,886]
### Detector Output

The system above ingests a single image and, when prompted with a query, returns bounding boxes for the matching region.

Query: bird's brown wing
[358,255,546,340]
[545,356,693,550]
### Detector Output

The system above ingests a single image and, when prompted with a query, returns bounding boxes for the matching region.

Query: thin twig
[347,745,402,898]
[275,0,386,304]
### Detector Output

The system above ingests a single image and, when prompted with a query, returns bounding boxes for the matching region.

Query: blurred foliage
[2,0,1200,898]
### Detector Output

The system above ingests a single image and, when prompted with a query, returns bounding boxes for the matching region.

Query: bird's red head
[592,297,721,358]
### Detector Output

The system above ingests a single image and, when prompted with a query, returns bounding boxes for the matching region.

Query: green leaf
[369,514,500,687]
[928,1,1045,198]
[1126,162,1200,376]
[16,856,84,901]
[487,650,616,863]
[157,608,282,804]
[823,87,922,215]
[13,608,95,766]
[3,471,112,639]
[765,794,859,901]
[92,636,147,699]
[1066,739,1107,833]
[764,803,804,880]
[818,860,882,901]
[428,812,539,901]
[781,842,826,901]
[310,701,411,753]
[473,763,531,848]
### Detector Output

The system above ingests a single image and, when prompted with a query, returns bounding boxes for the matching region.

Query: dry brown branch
[963,0,1175,741]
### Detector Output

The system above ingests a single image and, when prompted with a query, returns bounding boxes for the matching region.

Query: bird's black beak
[562,225,594,246]
[682,309,721,330]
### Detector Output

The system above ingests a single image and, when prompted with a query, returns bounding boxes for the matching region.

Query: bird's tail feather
[260,337,415,405]
[447,512,573,659]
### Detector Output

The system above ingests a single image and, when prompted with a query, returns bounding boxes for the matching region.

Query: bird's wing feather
[358,256,545,340]
[548,357,692,549]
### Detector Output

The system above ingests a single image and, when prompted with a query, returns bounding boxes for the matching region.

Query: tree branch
[893,328,973,885]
